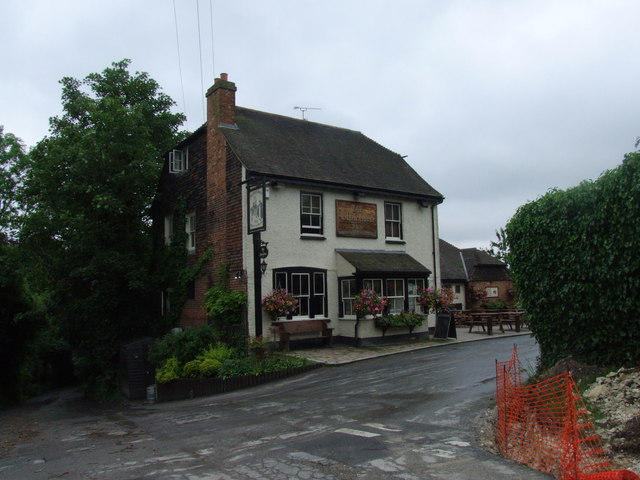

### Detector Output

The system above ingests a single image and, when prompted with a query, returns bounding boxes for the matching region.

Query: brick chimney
[206,73,237,127]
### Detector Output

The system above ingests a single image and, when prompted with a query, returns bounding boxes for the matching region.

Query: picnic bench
[452,310,526,335]
[270,319,333,351]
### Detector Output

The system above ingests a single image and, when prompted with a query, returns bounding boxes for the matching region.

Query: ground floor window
[386,279,404,314]
[341,278,357,316]
[272,267,327,318]
[408,278,426,312]
[339,275,429,317]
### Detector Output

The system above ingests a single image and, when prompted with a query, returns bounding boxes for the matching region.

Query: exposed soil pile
[476,359,640,475]
[583,367,640,473]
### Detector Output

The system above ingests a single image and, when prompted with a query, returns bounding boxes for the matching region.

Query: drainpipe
[431,206,437,288]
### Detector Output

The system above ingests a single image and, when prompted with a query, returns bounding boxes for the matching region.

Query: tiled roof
[440,240,509,283]
[439,239,468,282]
[222,107,443,201]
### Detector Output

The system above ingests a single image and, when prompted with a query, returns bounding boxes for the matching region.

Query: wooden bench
[270,319,333,351]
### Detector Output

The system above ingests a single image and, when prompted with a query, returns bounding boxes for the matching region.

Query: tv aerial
[294,106,321,120]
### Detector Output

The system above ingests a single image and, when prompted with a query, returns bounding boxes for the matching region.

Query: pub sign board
[335,200,378,238]
[247,182,266,234]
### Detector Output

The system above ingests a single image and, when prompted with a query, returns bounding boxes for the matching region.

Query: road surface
[0,335,550,479]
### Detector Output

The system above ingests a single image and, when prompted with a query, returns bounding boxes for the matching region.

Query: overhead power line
[196,0,206,124]
[172,0,188,129]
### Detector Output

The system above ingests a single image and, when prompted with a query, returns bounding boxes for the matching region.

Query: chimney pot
[220,73,228,81]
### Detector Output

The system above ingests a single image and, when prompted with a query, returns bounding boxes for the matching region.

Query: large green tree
[0,127,31,403]
[19,60,185,396]
[0,126,25,239]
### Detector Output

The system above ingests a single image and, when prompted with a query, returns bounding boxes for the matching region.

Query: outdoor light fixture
[234,270,244,280]
[260,259,268,275]
[259,240,269,259]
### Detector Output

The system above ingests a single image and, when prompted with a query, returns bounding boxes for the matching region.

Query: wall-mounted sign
[336,200,377,238]
[247,182,266,234]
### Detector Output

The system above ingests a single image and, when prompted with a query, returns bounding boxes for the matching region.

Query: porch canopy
[336,249,431,276]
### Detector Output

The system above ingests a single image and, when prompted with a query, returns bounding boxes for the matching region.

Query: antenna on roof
[294,106,321,120]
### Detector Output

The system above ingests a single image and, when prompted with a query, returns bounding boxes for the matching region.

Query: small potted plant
[262,289,298,320]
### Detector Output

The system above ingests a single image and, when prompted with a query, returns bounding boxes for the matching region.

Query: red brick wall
[467,280,515,309]
[154,75,246,329]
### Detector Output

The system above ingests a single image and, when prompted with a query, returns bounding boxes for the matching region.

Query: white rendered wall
[242,176,441,340]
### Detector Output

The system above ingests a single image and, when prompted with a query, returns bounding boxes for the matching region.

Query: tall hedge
[506,151,640,369]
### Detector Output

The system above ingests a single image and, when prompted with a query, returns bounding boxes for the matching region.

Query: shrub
[182,359,202,378]
[199,343,235,363]
[199,358,220,377]
[156,357,181,383]
[196,343,235,376]
[149,325,218,366]
[483,301,509,310]
[204,285,248,319]
[506,151,640,369]
[376,312,425,334]
[217,354,313,379]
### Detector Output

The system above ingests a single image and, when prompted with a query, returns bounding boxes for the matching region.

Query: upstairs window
[169,148,188,173]
[300,192,323,235]
[185,212,196,252]
[384,202,402,240]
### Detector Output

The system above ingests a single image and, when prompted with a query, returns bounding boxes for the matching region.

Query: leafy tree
[483,227,510,268]
[0,126,26,239]
[18,60,185,396]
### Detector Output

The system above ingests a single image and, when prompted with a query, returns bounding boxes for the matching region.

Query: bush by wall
[506,152,640,369]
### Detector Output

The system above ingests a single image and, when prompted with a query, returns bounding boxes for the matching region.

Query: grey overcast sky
[2,0,639,249]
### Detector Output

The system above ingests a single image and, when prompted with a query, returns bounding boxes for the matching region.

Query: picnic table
[453,310,526,335]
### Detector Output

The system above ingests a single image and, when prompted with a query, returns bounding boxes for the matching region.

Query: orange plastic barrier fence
[495,346,639,480]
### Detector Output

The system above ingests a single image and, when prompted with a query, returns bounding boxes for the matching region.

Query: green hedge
[506,152,640,368]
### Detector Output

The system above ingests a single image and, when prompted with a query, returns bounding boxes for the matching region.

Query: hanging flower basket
[262,289,298,320]
[354,289,388,319]
[417,287,455,315]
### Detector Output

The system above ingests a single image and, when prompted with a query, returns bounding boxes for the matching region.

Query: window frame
[340,278,357,317]
[300,192,323,236]
[185,212,196,253]
[272,267,327,319]
[384,202,403,240]
[407,278,426,313]
[164,213,174,245]
[169,148,189,173]
[339,275,431,318]
[486,286,499,298]
[386,278,405,314]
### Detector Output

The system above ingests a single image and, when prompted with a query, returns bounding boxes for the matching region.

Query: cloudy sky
[2,0,639,248]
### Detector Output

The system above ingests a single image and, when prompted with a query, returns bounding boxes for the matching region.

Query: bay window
[408,278,426,312]
[386,279,405,314]
[272,268,327,318]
